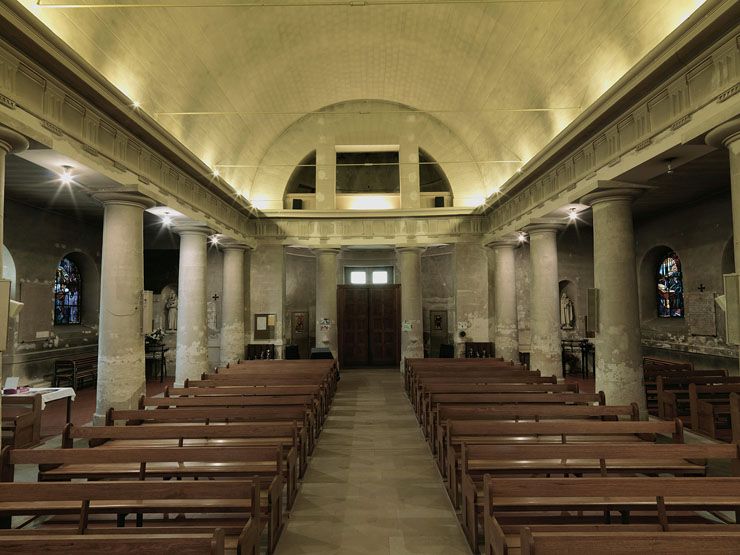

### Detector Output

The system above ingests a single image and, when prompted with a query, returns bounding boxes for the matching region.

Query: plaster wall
[285,251,316,359]
[454,243,490,355]
[635,192,738,371]
[2,200,102,383]
[250,245,286,357]
[421,246,454,357]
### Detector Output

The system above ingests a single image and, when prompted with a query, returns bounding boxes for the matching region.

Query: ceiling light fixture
[212,168,220,178]
[665,158,675,175]
[59,165,74,186]
[568,207,578,221]
[161,214,172,227]
[210,235,220,245]
[517,231,527,243]
[132,100,141,109]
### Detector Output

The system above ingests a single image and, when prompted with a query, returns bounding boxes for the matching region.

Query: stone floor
[274,368,471,555]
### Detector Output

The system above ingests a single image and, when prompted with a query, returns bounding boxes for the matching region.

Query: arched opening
[285,151,317,195]
[3,245,17,300]
[53,252,100,327]
[639,245,679,322]
[419,148,452,194]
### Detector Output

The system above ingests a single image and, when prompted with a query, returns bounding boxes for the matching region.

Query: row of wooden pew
[0,359,339,554]
[643,356,740,441]
[405,357,740,554]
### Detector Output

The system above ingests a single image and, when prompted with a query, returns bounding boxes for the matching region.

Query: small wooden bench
[689,383,740,441]
[1,394,41,449]
[655,375,740,420]
[0,480,260,555]
[53,354,98,388]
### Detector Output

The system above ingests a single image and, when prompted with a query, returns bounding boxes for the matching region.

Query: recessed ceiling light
[517,231,527,243]
[161,214,172,227]
[568,207,578,221]
[212,168,220,178]
[132,100,141,109]
[210,235,220,245]
[60,165,73,186]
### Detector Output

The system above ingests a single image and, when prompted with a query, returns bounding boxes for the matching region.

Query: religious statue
[165,293,178,331]
[560,291,575,330]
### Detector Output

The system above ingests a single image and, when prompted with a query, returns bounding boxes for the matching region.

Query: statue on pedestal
[560,291,575,330]
[165,293,178,331]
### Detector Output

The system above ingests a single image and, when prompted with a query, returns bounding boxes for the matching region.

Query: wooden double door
[337,284,400,368]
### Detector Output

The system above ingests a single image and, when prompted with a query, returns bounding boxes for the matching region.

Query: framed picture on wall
[254,313,276,340]
[292,311,308,337]
[430,310,447,332]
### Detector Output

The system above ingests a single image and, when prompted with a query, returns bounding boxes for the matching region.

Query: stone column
[397,247,424,370]
[525,223,563,378]
[488,238,520,362]
[583,184,647,412]
[174,225,211,386]
[220,243,249,365]
[707,119,740,268]
[93,192,155,423]
[315,248,339,357]
[707,118,740,374]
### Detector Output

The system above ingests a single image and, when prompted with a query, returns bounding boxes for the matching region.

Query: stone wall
[2,200,102,384]
[421,246,454,357]
[634,191,738,372]
[285,250,316,359]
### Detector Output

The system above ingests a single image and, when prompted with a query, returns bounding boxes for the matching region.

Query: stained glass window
[657,252,683,318]
[54,257,81,325]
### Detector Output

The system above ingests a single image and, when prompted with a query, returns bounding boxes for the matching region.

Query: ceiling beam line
[37,0,572,9]
[154,107,582,116]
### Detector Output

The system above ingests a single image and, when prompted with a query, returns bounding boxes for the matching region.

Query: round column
[397,247,424,370]
[220,244,249,365]
[315,248,339,357]
[174,225,210,386]
[583,186,646,413]
[489,239,520,362]
[92,192,155,423]
[707,119,740,267]
[525,224,562,378]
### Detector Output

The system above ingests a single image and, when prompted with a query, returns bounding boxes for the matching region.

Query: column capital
[92,191,156,210]
[581,181,651,207]
[706,117,740,149]
[486,235,521,250]
[172,223,214,237]
[218,238,252,251]
[0,127,29,155]
[523,219,565,236]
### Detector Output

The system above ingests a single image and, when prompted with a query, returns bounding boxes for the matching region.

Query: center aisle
[275,368,470,555]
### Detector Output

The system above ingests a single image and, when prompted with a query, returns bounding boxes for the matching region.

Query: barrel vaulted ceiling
[18,0,706,208]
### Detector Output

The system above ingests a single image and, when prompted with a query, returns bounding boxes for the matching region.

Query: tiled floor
[274,368,470,555]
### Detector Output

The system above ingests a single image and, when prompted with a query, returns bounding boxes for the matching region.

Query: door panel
[338,284,400,367]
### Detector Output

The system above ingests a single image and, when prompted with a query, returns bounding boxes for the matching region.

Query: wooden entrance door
[338,284,400,367]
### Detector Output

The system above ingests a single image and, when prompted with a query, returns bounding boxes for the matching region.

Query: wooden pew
[2,446,284,553]
[0,529,227,555]
[423,391,604,440]
[460,442,737,550]
[429,402,636,455]
[441,418,684,512]
[656,375,740,420]
[1,394,41,449]
[0,480,261,555]
[482,477,740,555]
[689,383,740,441]
[64,420,308,486]
[519,529,740,555]
[645,366,724,415]
[106,405,318,453]
[732,392,740,444]
[407,366,535,400]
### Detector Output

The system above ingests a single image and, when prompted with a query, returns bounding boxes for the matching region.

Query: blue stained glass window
[657,253,683,318]
[54,257,81,325]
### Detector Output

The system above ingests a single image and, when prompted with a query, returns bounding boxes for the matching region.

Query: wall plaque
[686,291,716,337]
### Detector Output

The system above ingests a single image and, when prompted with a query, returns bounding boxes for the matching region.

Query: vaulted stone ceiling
[19,0,706,208]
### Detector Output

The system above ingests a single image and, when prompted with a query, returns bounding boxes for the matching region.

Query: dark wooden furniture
[246,344,275,360]
[53,354,97,388]
[145,344,168,382]
[561,339,594,378]
[464,342,494,358]
[0,394,41,449]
